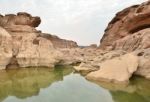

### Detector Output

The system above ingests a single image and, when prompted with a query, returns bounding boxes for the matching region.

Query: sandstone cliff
[100,1,150,51]
[0,12,78,69]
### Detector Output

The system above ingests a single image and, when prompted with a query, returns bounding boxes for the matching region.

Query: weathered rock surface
[81,0,150,83]
[0,12,78,69]
[100,1,150,51]
[0,12,41,27]
[112,28,150,51]
[0,12,78,48]
[86,54,138,83]
[0,27,13,69]
[74,0,150,84]
[13,32,61,68]
[74,50,126,75]
[39,33,78,48]
[133,48,150,79]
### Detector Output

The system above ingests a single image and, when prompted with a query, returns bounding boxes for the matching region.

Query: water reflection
[0,66,73,102]
[89,76,150,102]
[1,66,150,102]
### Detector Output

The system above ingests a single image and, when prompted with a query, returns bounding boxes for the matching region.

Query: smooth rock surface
[74,50,126,75]
[86,54,139,83]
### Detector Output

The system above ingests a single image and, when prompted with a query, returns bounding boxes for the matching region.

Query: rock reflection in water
[0,66,73,102]
[89,76,150,102]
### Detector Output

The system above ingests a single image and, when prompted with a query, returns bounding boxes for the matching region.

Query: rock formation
[75,0,150,84]
[39,33,78,48]
[0,27,13,69]
[86,53,138,83]
[0,12,78,69]
[1,0,150,84]
[100,1,150,51]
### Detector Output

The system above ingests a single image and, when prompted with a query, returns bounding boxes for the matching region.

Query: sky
[0,0,147,45]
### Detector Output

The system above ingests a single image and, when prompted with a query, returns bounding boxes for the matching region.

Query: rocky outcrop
[100,1,150,51]
[86,53,138,83]
[0,12,78,48]
[0,12,78,69]
[0,12,41,33]
[111,28,150,51]
[74,50,126,75]
[0,27,13,69]
[39,33,78,48]
[13,32,61,68]
[74,0,150,84]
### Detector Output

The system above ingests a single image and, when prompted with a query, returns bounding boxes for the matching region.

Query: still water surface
[0,66,150,102]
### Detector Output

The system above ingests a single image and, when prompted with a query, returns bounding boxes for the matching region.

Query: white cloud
[0,0,147,45]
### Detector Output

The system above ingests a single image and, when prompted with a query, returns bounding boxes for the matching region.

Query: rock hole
[137,52,144,56]
[6,56,19,69]
[33,39,39,45]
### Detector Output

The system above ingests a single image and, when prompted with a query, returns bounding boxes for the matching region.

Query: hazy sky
[0,0,146,45]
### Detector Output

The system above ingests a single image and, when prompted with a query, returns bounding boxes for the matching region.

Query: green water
[0,66,150,102]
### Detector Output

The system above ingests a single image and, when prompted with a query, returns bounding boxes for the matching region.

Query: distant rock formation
[39,33,78,48]
[100,1,150,51]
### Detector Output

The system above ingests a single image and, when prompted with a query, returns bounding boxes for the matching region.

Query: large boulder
[100,1,150,51]
[74,50,126,75]
[86,54,139,83]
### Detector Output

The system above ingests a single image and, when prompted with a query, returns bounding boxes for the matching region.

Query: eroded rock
[0,12,78,69]
[86,54,139,83]
[100,1,150,51]
[39,33,78,48]
[0,27,13,69]
[74,50,126,75]
[133,48,150,79]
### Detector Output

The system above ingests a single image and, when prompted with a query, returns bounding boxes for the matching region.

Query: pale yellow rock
[73,50,126,75]
[15,32,61,68]
[74,63,99,75]
[134,49,150,79]
[0,27,13,69]
[86,53,139,83]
